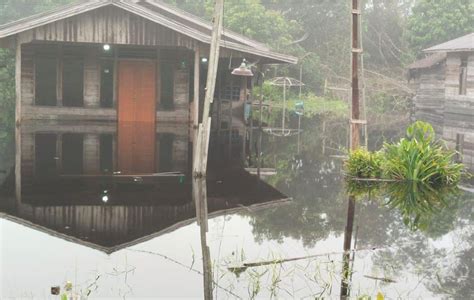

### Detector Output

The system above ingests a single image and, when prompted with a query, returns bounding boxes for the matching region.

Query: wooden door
[118,60,156,174]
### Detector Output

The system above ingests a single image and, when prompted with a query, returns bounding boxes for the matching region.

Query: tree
[405,0,474,58]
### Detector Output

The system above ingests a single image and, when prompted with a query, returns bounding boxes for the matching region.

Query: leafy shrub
[345,148,383,178]
[345,121,464,186]
[382,121,463,185]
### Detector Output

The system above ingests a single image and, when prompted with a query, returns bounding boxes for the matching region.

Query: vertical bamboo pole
[193,0,224,177]
[193,178,212,299]
[15,38,22,204]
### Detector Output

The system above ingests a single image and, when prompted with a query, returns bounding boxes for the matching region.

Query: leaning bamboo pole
[193,0,224,177]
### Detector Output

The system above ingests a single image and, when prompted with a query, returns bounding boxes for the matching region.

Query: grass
[286,97,348,117]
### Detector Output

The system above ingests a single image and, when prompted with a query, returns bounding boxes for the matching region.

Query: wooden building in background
[408,33,474,170]
[0,0,296,158]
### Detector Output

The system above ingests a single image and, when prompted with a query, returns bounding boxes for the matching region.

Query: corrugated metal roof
[0,0,297,64]
[424,32,474,53]
[407,52,447,70]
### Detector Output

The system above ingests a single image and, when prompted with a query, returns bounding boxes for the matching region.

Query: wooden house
[408,33,474,170]
[0,0,296,160]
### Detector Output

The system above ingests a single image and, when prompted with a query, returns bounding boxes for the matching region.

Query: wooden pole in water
[193,0,224,177]
[341,1,361,298]
[193,47,200,142]
[350,0,361,151]
[15,37,22,204]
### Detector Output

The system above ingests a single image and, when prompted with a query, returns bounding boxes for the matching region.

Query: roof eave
[424,48,474,53]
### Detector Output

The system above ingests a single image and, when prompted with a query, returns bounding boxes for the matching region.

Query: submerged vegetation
[345,121,464,185]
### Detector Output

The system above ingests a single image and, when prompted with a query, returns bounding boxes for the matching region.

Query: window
[100,60,114,108]
[160,62,174,110]
[35,57,57,106]
[62,134,83,174]
[100,134,113,173]
[63,56,84,107]
[157,133,174,172]
[221,86,240,101]
[459,55,468,95]
[35,133,57,177]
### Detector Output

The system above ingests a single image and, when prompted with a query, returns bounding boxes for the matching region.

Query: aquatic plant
[345,148,383,179]
[382,121,463,185]
[345,121,464,185]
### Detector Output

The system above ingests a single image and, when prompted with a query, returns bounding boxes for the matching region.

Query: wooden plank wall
[21,44,191,123]
[156,68,190,123]
[21,45,35,106]
[442,53,474,171]
[18,6,198,50]
[412,63,446,133]
[83,48,100,108]
[83,134,100,174]
[20,133,35,186]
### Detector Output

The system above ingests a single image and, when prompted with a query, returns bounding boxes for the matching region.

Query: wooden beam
[15,38,22,203]
[193,47,200,133]
[56,44,63,106]
[193,0,224,177]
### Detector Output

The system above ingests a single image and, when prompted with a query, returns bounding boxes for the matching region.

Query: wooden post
[113,48,118,108]
[282,80,286,131]
[57,44,63,107]
[193,178,212,300]
[257,69,264,179]
[341,2,361,298]
[340,195,356,299]
[15,38,22,203]
[193,47,200,133]
[350,0,361,151]
[455,133,465,163]
[193,0,224,177]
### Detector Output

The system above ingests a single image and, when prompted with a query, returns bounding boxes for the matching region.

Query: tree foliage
[405,0,474,57]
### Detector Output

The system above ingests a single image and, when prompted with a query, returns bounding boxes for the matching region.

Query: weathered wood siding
[412,52,474,171]
[412,63,446,133]
[156,67,190,123]
[18,6,198,50]
[83,49,100,108]
[20,133,35,185]
[83,134,100,174]
[21,45,35,106]
[20,123,190,177]
[442,52,474,171]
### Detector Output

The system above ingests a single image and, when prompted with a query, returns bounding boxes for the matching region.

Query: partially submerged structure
[0,120,290,254]
[0,0,296,163]
[408,33,474,170]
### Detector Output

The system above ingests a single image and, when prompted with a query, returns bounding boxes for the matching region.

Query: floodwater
[0,114,473,299]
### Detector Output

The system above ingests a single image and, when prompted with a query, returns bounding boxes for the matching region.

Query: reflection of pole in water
[342,0,361,295]
[193,178,213,299]
[257,71,265,179]
[340,195,356,299]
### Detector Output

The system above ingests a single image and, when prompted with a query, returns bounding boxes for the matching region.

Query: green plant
[345,148,383,179]
[382,121,464,185]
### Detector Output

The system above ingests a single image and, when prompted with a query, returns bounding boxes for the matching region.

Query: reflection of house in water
[408,33,474,170]
[0,0,294,253]
[0,121,289,254]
